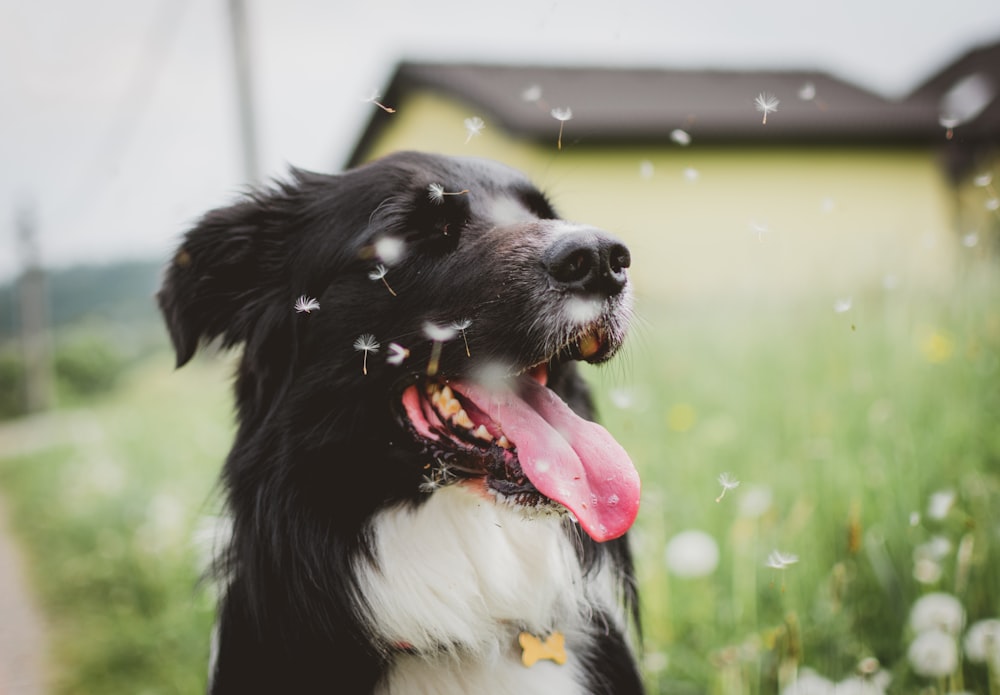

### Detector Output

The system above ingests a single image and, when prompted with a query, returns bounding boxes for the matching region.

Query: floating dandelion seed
[522,84,543,103]
[639,160,655,180]
[550,107,573,150]
[293,295,320,313]
[766,550,799,569]
[683,167,700,182]
[423,322,456,376]
[798,82,816,101]
[427,182,470,205]
[368,264,397,296]
[939,114,960,140]
[963,231,979,247]
[973,172,993,187]
[715,472,740,503]
[386,342,410,366]
[834,297,852,314]
[362,90,395,114]
[987,198,1000,211]
[464,116,485,143]
[669,129,692,146]
[450,318,473,357]
[353,334,380,375]
[374,236,405,265]
[754,93,780,124]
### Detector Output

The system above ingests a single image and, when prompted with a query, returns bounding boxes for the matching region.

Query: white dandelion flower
[367,264,397,296]
[715,472,740,502]
[670,129,692,146]
[550,107,573,150]
[766,549,799,569]
[664,530,720,578]
[353,334,380,375]
[779,668,835,695]
[386,342,410,366]
[449,318,473,357]
[362,90,396,114]
[909,592,965,635]
[964,618,1000,664]
[464,116,485,143]
[754,92,780,124]
[294,295,321,313]
[907,629,958,678]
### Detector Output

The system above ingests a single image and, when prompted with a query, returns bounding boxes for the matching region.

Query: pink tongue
[456,379,640,542]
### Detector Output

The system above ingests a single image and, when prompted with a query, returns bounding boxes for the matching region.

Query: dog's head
[158,151,639,542]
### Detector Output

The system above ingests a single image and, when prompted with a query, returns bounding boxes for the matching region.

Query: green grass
[1,268,999,693]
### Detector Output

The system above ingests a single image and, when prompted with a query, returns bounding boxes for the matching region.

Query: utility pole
[227,0,260,184]
[15,203,54,413]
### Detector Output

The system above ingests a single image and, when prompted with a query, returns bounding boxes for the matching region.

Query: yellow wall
[364,92,958,302]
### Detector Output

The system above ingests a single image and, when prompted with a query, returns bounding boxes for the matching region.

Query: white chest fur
[356,485,619,694]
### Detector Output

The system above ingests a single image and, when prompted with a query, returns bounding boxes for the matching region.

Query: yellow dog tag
[518,630,567,667]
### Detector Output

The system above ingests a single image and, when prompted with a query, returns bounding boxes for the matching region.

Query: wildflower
[550,107,573,150]
[294,295,321,313]
[909,592,965,635]
[368,264,397,296]
[779,669,834,695]
[450,318,473,357]
[423,322,456,376]
[670,129,691,146]
[464,116,485,143]
[362,90,396,114]
[754,92,780,124]
[912,558,942,585]
[766,550,799,569]
[715,472,740,502]
[353,334,380,375]
[386,343,410,366]
[834,297,852,314]
[907,629,958,678]
[664,529,720,578]
[964,618,1000,665]
[427,183,469,205]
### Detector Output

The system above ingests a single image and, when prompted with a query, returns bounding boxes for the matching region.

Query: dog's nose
[543,228,631,296]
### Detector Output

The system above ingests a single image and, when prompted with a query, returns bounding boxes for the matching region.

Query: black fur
[158,151,643,693]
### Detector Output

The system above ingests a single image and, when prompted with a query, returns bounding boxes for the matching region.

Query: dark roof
[347,40,1000,174]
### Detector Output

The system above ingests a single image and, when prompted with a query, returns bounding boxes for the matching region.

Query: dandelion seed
[798,82,816,101]
[766,550,799,569]
[754,92,780,125]
[550,107,573,150]
[368,264,397,296]
[715,472,740,502]
[639,160,655,180]
[987,198,1000,211]
[749,220,769,241]
[834,297,852,314]
[353,334,380,375]
[683,166,700,182]
[450,318,473,357]
[293,295,320,313]
[670,128,691,146]
[962,231,979,247]
[927,489,955,520]
[423,322,456,376]
[427,182,469,205]
[386,343,410,366]
[464,116,485,143]
[362,90,395,114]
[664,530,720,578]
[939,115,959,139]
[522,84,543,102]
[973,172,993,187]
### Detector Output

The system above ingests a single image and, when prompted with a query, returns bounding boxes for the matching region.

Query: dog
[158,151,644,694]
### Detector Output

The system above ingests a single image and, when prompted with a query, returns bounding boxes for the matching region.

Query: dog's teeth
[452,409,474,429]
[497,435,511,449]
[440,385,454,402]
[578,331,601,359]
[440,398,461,418]
[472,424,492,441]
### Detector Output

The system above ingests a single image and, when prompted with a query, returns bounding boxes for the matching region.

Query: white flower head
[964,618,1000,664]
[909,592,965,635]
[664,529,720,578]
[294,295,320,313]
[779,668,834,695]
[367,264,397,296]
[550,107,573,150]
[766,549,799,569]
[386,342,410,367]
[463,116,485,143]
[353,334,380,375]
[754,92,780,124]
[715,472,740,502]
[907,629,958,678]
[670,128,692,146]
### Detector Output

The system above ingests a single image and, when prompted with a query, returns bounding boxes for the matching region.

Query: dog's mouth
[398,326,640,543]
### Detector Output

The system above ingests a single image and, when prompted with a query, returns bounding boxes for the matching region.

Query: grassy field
[1,265,998,693]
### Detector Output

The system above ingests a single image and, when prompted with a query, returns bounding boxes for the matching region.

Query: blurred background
[1,0,1000,693]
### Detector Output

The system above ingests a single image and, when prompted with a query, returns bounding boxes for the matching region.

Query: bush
[0,350,27,419]
[54,335,125,401]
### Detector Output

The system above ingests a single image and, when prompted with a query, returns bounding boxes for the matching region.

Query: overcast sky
[1,0,1000,282]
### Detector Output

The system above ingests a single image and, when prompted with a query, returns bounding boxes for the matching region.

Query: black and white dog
[158,151,644,693]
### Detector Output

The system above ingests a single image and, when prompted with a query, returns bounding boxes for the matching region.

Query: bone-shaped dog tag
[518,630,567,667]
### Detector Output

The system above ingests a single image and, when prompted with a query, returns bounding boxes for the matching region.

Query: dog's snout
[544,228,631,296]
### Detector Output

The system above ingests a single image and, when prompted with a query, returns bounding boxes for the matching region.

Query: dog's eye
[404,185,471,252]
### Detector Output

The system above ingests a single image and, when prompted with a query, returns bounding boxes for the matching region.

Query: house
[347,42,1000,301]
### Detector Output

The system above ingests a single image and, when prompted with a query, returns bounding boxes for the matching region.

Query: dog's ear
[157,196,292,368]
